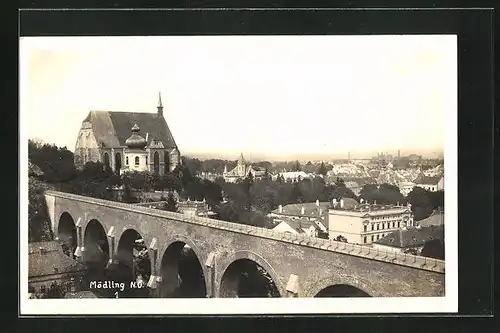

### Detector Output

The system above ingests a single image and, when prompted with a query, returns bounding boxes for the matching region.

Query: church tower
[237,153,245,177]
[157,92,164,117]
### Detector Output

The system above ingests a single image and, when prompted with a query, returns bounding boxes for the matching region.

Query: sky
[20,35,456,161]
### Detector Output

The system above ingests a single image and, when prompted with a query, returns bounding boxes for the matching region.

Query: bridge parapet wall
[44,190,445,274]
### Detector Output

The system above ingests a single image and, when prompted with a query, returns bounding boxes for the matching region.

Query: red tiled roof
[276,217,320,233]
[414,175,443,185]
[271,202,330,217]
[375,226,444,248]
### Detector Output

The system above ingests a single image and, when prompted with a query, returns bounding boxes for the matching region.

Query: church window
[126,156,129,165]
[371,224,374,231]
[135,156,139,166]
[371,235,374,242]
[363,225,367,232]
[363,236,367,243]
[377,224,380,230]
[376,235,380,240]
[146,156,148,165]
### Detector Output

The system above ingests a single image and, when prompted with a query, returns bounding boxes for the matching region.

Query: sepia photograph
[20,35,457,314]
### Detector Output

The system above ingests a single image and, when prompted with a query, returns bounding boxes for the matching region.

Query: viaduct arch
[46,191,446,298]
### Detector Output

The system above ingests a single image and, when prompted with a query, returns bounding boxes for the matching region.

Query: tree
[41,281,66,298]
[28,140,77,183]
[28,177,53,242]
[292,160,301,172]
[334,177,345,187]
[335,235,347,242]
[174,162,194,187]
[81,161,112,181]
[421,239,445,260]
[317,162,328,177]
[359,183,405,206]
[407,187,434,221]
[263,168,271,181]
[317,230,329,239]
[162,192,179,212]
[183,157,203,176]
[121,176,137,203]
[288,182,304,204]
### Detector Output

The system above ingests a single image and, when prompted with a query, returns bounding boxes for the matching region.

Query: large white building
[328,199,414,245]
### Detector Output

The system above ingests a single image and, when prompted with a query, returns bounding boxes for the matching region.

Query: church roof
[82,110,177,149]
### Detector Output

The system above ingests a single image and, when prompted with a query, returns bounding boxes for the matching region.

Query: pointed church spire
[157,92,164,116]
[238,152,245,164]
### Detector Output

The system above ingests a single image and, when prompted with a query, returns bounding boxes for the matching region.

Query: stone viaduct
[44,190,445,298]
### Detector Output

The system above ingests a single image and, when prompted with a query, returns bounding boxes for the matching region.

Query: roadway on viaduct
[44,190,445,298]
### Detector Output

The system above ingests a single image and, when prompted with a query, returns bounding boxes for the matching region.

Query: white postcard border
[19,35,458,315]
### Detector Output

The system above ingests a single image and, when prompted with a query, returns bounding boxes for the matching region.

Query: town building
[272,217,321,237]
[397,181,416,196]
[223,153,266,183]
[74,93,181,175]
[372,225,444,254]
[28,241,87,297]
[414,175,444,192]
[328,199,414,244]
[275,171,313,183]
[268,201,329,232]
[178,198,217,218]
[198,171,222,182]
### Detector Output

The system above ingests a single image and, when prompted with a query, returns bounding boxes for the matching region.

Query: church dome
[125,124,147,149]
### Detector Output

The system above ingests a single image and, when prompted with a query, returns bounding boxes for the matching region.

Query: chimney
[301,207,305,215]
[278,204,283,213]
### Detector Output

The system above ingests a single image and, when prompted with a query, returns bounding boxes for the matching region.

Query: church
[74,93,181,175]
[223,153,266,183]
